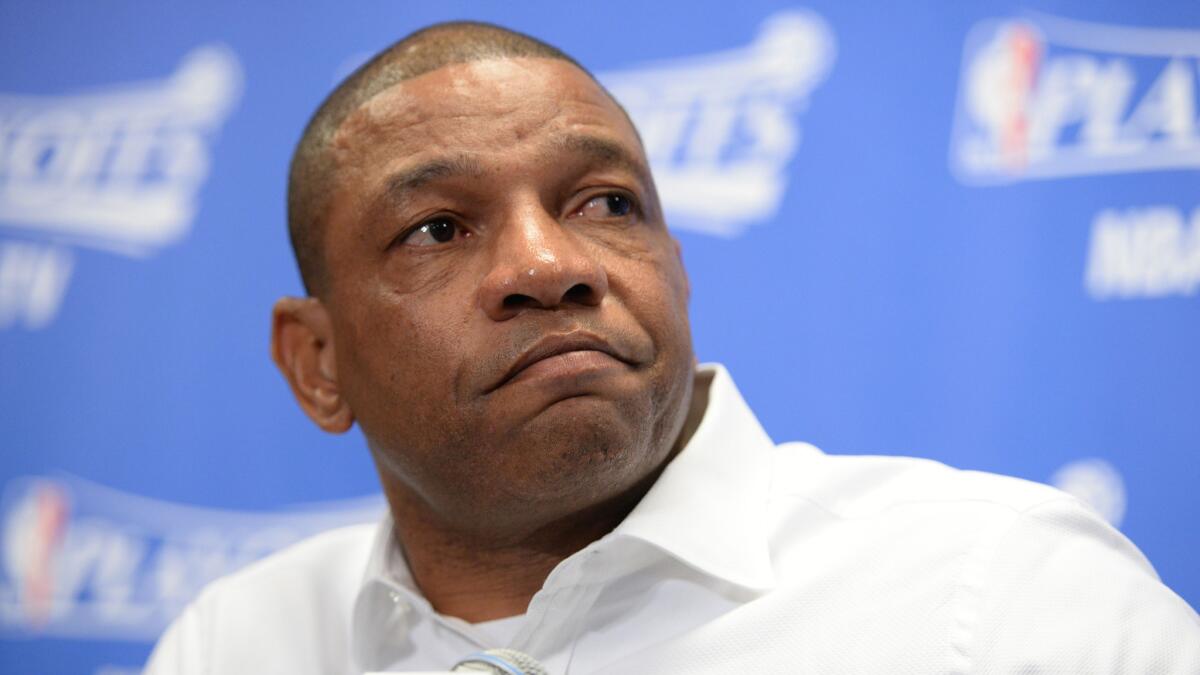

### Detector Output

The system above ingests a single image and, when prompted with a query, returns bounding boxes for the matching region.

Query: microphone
[452,648,550,675]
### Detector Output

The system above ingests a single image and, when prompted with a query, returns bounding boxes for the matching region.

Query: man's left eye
[573,194,634,220]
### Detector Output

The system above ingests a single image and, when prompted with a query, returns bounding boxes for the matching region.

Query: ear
[271,297,354,433]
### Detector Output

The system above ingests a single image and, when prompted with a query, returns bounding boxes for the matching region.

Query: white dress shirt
[145,364,1200,674]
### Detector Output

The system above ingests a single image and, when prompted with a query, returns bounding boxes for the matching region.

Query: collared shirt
[145,364,1200,674]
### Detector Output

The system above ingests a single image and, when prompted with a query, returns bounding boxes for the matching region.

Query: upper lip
[488,331,628,393]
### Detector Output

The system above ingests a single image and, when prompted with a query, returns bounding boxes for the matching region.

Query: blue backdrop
[1,2,1197,673]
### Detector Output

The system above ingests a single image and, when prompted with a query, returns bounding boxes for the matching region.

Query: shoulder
[769,442,1073,517]
[144,522,378,675]
[765,444,1143,575]
[197,521,376,615]
[766,444,1200,671]
[762,443,1104,586]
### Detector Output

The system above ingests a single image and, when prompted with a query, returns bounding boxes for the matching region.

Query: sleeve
[969,498,1200,674]
[142,594,210,675]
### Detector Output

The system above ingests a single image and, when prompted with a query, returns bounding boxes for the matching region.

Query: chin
[508,400,662,502]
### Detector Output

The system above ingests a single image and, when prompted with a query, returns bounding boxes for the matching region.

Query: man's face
[320,57,694,532]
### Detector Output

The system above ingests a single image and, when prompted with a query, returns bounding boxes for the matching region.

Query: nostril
[563,283,594,304]
[503,293,538,310]
[495,284,600,316]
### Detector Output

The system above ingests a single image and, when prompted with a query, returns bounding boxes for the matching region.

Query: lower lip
[507,350,626,387]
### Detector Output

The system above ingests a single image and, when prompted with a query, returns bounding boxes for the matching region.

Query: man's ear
[270,297,354,433]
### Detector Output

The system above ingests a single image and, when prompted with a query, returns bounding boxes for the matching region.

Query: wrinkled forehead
[329,57,638,167]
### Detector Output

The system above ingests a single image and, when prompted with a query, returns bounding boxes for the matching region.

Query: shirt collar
[351,514,425,671]
[609,363,777,592]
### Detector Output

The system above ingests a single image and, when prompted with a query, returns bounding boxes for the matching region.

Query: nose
[478,205,609,321]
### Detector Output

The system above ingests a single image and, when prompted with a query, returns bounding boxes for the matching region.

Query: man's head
[272,21,697,541]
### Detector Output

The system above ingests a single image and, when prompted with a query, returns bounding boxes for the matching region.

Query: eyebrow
[382,155,485,209]
[549,134,654,186]
[376,134,651,211]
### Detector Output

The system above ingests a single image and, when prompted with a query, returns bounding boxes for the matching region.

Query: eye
[399,218,462,247]
[572,193,635,220]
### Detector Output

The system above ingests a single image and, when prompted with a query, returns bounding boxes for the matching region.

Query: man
[147,21,1200,674]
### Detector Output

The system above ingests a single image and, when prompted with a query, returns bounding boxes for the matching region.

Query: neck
[384,469,658,622]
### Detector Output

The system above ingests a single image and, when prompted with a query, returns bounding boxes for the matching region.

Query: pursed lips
[488,332,631,393]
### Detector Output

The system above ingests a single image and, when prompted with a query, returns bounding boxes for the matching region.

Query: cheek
[617,246,690,325]
[335,286,474,435]
[607,254,693,402]
[379,253,460,296]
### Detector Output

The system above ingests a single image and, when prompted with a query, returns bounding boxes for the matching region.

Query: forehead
[329,57,639,172]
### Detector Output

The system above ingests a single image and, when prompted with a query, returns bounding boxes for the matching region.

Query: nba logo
[950,15,1200,184]
[1,480,70,627]
[968,22,1044,171]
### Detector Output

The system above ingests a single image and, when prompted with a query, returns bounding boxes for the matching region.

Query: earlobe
[271,297,354,433]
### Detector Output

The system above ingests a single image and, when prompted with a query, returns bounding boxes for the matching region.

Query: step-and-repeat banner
[2,2,1197,672]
